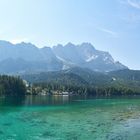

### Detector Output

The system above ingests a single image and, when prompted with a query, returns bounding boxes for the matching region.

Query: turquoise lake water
[0,95,140,140]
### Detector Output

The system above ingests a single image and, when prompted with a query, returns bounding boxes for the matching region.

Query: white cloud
[97,27,118,37]
[127,0,140,9]
[118,0,140,23]
[119,0,140,9]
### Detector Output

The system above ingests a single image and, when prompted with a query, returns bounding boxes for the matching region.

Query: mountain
[0,41,63,74]
[0,40,127,74]
[53,43,127,72]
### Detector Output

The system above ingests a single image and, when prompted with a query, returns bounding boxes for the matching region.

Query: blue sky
[0,0,140,69]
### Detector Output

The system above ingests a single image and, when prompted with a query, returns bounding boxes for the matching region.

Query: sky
[0,0,140,69]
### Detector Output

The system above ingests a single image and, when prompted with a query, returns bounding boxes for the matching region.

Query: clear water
[0,95,140,140]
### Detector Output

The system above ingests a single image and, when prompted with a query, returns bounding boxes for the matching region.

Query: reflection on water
[0,95,89,106]
[24,95,70,106]
[0,96,25,106]
[0,95,140,140]
[0,95,139,106]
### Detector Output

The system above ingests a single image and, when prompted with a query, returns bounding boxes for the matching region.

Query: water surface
[0,95,140,140]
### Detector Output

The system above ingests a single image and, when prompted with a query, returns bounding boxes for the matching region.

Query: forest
[0,75,26,96]
[22,68,140,96]
[0,68,140,97]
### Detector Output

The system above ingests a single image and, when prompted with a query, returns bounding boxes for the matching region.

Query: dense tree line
[0,75,26,96]
[33,82,140,96]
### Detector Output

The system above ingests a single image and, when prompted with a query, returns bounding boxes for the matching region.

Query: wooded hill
[21,68,140,96]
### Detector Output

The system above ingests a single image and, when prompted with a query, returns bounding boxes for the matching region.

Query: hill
[21,68,140,96]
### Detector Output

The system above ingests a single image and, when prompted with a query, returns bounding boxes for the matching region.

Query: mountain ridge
[0,40,127,74]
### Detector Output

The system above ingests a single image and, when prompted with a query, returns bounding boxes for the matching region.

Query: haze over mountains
[0,40,127,74]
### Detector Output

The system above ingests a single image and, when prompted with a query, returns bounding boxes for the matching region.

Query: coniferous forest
[0,68,140,97]
[0,75,26,96]
[22,68,140,96]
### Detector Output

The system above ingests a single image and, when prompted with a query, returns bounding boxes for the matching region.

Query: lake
[0,95,140,140]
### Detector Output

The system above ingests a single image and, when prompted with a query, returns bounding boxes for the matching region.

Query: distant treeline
[0,75,26,96]
[34,82,140,96]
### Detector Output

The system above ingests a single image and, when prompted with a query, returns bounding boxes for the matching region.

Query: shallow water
[0,95,140,140]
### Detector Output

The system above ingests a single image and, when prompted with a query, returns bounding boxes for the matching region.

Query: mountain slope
[21,67,112,86]
[109,69,140,81]
[53,43,127,72]
[21,70,88,86]
[0,41,63,74]
[21,68,140,87]
[21,68,140,95]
